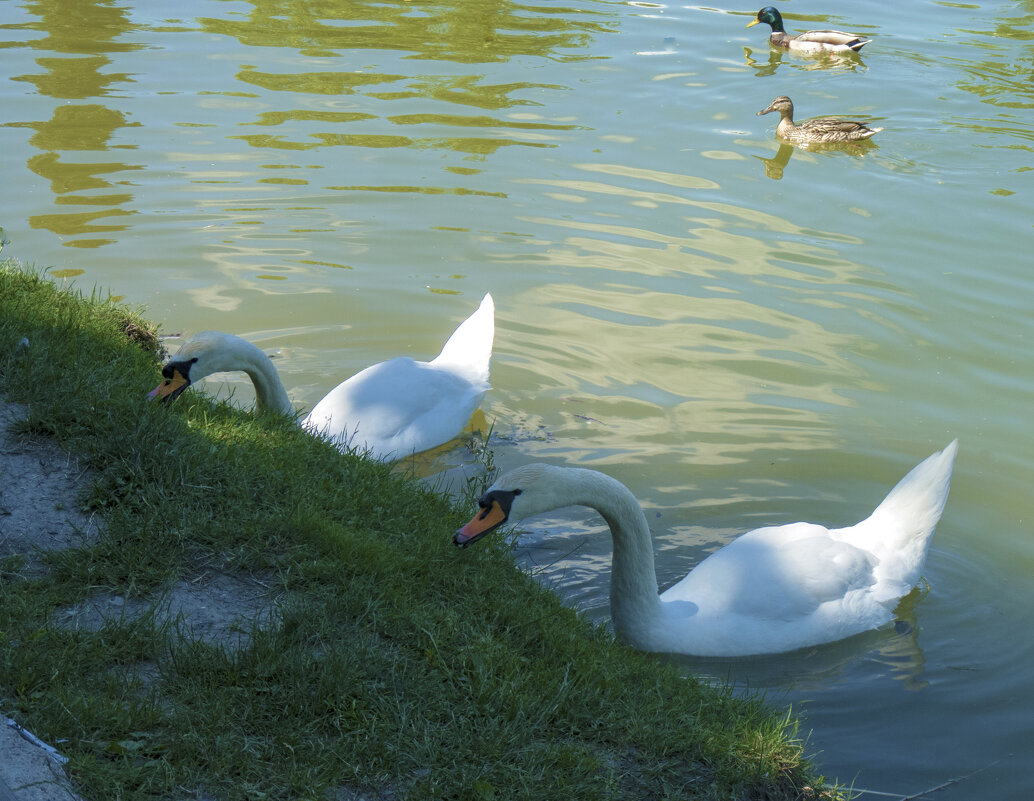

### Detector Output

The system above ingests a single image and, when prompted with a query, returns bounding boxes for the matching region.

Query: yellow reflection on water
[6,0,614,255]
[6,0,141,248]
[503,278,874,466]
[489,160,886,465]
[20,104,138,152]
[28,208,135,238]
[12,56,131,99]
[199,0,610,63]
[17,0,141,59]
[248,111,378,126]
[235,68,406,95]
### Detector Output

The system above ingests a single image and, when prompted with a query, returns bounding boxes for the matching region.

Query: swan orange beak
[454,500,508,548]
[148,369,189,402]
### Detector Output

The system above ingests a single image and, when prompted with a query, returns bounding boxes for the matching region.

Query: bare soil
[0,397,278,800]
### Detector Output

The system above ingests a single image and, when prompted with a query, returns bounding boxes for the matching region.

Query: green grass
[0,261,840,800]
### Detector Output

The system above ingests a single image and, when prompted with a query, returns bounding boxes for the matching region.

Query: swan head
[148,331,252,403]
[452,463,610,548]
[454,463,568,547]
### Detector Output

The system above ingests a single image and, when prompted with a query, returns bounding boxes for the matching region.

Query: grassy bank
[0,262,837,800]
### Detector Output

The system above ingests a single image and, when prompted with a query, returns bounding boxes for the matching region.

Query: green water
[2,0,1032,795]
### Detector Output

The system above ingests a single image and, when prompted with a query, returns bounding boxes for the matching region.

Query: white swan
[149,293,494,461]
[455,441,958,657]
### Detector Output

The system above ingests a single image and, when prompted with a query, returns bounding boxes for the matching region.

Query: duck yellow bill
[746,18,760,27]
[454,500,508,548]
[147,369,189,401]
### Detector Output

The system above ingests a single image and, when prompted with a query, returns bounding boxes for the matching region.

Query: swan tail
[430,293,494,387]
[848,440,957,592]
[869,440,957,537]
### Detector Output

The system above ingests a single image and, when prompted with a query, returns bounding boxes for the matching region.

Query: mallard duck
[757,96,882,144]
[455,442,958,657]
[149,294,494,461]
[747,6,870,53]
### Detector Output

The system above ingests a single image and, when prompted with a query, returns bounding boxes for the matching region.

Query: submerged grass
[0,262,839,800]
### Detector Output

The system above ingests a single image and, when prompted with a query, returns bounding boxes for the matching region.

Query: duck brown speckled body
[757,96,882,145]
[747,6,870,53]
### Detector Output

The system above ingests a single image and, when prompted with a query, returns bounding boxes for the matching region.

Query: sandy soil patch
[1,399,91,798]
[0,397,279,799]
[0,402,100,574]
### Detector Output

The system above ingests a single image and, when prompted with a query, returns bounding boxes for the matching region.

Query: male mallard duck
[757,96,882,145]
[149,294,494,462]
[747,6,871,53]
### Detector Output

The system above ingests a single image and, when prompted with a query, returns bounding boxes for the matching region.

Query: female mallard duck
[148,294,494,462]
[758,96,882,145]
[455,442,958,657]
[747,6,871,53]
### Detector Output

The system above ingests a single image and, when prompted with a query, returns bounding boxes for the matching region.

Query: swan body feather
[456,441,957,657]
[150,293,494,462]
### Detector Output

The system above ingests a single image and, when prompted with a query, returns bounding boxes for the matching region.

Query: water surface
[2,0,1032,796]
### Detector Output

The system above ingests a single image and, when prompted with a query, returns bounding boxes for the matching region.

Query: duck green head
[747,7,785,32]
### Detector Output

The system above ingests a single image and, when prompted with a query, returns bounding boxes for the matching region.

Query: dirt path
[0,397,279,799]
[0,399,90,799]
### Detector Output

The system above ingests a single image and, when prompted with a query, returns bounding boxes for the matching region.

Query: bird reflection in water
[754,142,795,179]
[753,139,878,180]
[742,45,866,79]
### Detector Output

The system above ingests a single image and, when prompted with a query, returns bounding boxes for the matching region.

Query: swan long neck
[240,355,294,417]
[569,469,663,642]
[200,334,295,417]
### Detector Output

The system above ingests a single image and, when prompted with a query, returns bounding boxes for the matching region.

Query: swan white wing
[303,357,485,460]
[661,523,878,621]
